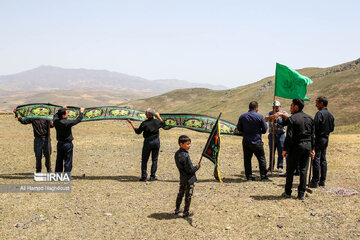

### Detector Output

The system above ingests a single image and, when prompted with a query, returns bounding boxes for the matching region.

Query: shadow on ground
[148,212,194,226]
[250,195,289,201]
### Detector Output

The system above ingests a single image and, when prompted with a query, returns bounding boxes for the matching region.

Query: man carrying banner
[265,101,289,173]
[127,108,165,181]
[310,96,335,188]
[281,99,315,200]
[53,106,84,174]
[237,101,269,181]
[13,108,54,173]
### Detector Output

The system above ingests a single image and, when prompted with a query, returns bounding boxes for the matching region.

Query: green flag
[275,63,313,101]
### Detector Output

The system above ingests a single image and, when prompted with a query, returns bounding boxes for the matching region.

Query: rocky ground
[0,115,359,239]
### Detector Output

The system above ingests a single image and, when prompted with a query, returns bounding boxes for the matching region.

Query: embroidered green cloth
[15,103,241,136]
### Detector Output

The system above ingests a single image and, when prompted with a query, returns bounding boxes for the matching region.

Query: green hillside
[122,58,360,129]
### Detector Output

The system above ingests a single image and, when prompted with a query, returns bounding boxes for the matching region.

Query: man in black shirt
[127,108,165,181]
[310,96,335,188]
[14,109,53,173]
[281,99,315,200]
[53,107,84,173]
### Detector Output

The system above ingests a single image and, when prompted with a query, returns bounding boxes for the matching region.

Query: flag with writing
[202,113,222,182]
[275,63,313,101]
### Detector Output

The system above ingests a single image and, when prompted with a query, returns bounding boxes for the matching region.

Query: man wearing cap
[265,101,289,173]
[53,106,84,174]
[127,108,165,181]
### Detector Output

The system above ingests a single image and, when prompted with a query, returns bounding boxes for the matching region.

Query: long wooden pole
[270,96,276,174]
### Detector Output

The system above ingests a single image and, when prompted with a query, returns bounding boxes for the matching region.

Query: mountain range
[0,66,226,94]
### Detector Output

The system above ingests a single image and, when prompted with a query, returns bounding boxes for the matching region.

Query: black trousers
[242,140,267,179]
[312,138,329,183]
[55,141,73,173]
[141,137,160,179]
[34,137,51,172]
[285,142,311,196]
[175,181,194,213]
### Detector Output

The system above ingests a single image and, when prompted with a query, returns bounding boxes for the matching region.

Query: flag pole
[270,96,275,174]
[198,155,203,164]
[270,64,277,174]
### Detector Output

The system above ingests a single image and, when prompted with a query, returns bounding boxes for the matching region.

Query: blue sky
[1,0,359,88]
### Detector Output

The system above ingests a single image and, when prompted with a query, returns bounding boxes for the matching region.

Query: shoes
[174,208,183,215]
[297,194,305,200]
[294,172,300,176]
[183,210,194,218]
[246,177,255,182]
[139,177,147,182]
[276,168,283,173]
[309,182,319,188]
[319,181,326,187]
[149,176,158,181]
[47,168,53,173]
[261,176,270,182]
[281,192,291,198]
[279,173,286,177]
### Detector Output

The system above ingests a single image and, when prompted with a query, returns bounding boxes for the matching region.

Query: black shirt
[53,113,83,142]
[135,117,165,140]
[18,118,53,138]
[284,111,315,151]
[174,148,199,183]
[314,108,335,139]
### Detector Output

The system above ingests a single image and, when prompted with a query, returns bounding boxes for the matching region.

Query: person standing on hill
[281,99,315,200]
[127,108,165,181]
[237,101,269,181]
[309,96,335,188]
[53,106,84,174]
[265,100,289,173]
[13,108,54,173]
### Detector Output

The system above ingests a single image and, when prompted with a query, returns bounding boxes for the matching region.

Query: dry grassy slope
[123,59,360,129]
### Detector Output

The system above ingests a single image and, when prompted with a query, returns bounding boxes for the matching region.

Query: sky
[0,0,359,88]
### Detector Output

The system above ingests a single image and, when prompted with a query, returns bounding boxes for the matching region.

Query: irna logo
[34,172,71,182]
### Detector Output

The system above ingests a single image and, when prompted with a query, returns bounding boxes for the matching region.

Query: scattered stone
[225,226,231,230]
[15,223,24,228]
[277,223,284,229]
[54,215,59,219]
[75,211,81,215]
[310,212,317,216]
[257,213,263,217]
[36,217,46,221]
[104,213,112,216]
[82,173,86,178]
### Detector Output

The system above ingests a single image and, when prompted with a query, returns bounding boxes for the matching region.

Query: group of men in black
[15,96,334,216]
[237,97,335,200]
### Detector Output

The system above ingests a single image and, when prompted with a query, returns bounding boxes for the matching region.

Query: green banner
[275,63,313,101]
[14,103,241,136]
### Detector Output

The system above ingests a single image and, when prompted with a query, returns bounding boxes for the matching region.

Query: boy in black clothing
[174,135,201,217]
